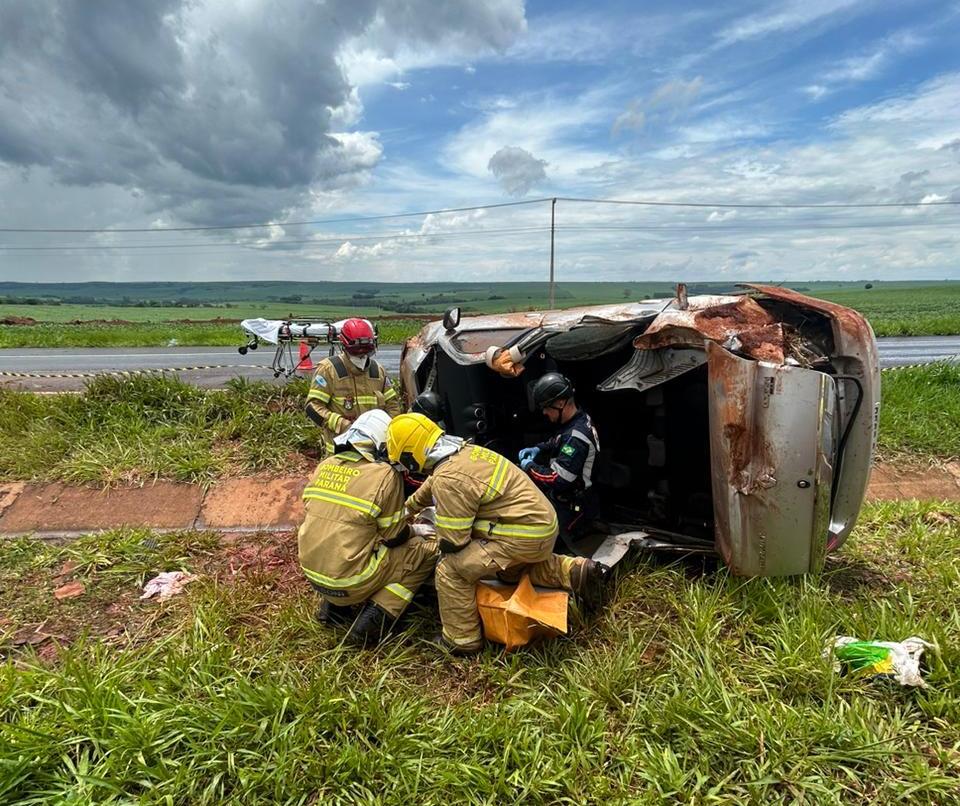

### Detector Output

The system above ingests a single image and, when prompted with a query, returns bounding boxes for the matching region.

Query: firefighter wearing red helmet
[305,318,402,455]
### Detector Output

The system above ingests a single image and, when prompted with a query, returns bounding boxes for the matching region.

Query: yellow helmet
[386,413,443,473]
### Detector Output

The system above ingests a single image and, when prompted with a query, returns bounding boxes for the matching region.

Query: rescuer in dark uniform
[518,372,601,554]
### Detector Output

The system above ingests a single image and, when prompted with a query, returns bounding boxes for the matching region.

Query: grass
[816,285,960,337]
[877,364,960,460]
[0,320,424,348]
[1,501,959,802]
[1,363,958,487]
[0,375,320,485]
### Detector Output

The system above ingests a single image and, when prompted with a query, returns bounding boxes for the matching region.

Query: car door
[706,341,837,576]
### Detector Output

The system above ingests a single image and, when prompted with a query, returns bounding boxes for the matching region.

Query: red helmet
[338,318,377,356]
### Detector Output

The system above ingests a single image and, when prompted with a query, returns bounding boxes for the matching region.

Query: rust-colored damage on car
[633,295,787,363]
[744,283,872,341]
[707,342,782,573]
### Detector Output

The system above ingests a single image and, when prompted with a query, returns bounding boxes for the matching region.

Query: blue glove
[520,456,536,471]
[518,447,538,466]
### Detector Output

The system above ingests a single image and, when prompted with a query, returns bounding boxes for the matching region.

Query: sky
[0,0,959,284]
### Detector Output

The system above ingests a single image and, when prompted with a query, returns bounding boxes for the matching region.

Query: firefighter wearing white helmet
[298,409,439,646]
[387,413,608,655]
[305,318,402,456]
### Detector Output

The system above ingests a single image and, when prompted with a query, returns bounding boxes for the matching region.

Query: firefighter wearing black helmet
[518,372,600,552]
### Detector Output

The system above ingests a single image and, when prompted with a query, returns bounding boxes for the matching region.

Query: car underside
[399,284,880,577]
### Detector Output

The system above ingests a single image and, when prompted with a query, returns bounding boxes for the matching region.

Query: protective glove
[520,456,536,471]
[518,447,539,465]
[410,522,436,538]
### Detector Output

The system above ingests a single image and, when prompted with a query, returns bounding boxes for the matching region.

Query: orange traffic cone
[296,341,314,373]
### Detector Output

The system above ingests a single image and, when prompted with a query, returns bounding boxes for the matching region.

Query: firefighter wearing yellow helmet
[298,410,439,646]
[387,413,608,655]
[305,318,402,456]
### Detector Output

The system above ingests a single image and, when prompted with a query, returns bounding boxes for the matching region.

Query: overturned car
[399,285,879,577]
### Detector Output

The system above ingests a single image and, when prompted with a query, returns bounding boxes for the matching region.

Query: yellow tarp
[476,574,568,651]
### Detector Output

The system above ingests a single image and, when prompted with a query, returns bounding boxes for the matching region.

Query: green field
[4,281,960,345]
[2,500,958,802]
[0,320,423,349]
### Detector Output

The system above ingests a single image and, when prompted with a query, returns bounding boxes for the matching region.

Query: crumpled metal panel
[632,296,787,363]
[707,341,836,576]
[597,347,706,393]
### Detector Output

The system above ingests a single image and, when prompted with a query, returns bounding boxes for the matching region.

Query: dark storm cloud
[0,0,524,224]
[487,145,548,196]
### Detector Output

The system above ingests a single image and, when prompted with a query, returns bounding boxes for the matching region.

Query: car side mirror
[442,307,461,333]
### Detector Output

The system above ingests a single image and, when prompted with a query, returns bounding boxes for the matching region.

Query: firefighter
[519,372,600,553]
[305,318,402,456]
[411,389,446,429]
[298,409,439,646]
[387,413,608,656]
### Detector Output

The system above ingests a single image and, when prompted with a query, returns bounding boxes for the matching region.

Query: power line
[4,215,958,254]
[559,196,960,209]
[2,193,956,235]
[0,198,552,234]
[0,226,550,252]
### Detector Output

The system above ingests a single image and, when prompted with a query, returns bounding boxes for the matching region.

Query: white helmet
[334,409,392,461]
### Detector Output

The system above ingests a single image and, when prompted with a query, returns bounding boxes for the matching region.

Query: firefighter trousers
[310,536,439,618]
[434,535,583,648]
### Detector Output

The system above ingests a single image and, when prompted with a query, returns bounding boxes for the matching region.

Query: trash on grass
[141,571,197,600]
[824,635,935,688]
[476,574,568,651]
[53,581,86,600]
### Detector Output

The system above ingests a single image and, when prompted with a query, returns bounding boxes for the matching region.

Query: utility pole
[548,197,557,309]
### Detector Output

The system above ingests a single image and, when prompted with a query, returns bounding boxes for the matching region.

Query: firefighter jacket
[528,409,600,496]
[406,444,558,554]
[305,355,402,453]
[298,450,407,590]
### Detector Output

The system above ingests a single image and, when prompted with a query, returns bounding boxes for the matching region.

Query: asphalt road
[0,338,957,392]
[0,346,404,392]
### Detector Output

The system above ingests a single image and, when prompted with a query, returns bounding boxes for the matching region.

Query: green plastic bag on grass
[824,636,934,687]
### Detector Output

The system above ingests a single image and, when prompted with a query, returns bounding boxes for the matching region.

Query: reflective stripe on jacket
[298,451,406,587]
[305,355,402,453]
[406,444,558,552]
[528,409,599,493]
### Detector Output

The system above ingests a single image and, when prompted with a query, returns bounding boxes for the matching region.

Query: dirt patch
[823,555,912,598]
[67,318,135,325]
[199,475,307,529]
[0,315,37,325]
[162,316,242,324]
[867,463,960,500]
[208,530,303,591]
[0,566,178,666]
[0,481,204,534]
[0,483,25,518]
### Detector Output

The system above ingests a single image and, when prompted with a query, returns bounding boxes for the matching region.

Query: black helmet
[532,372,574,410]
[411,390,445,424]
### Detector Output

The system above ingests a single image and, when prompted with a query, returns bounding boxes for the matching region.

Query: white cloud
[715,0,863,47]
[707,210,738,222]
[802,29,926,100]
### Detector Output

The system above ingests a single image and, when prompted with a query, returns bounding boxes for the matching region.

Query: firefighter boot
[316,599,357,629]
[427,633,483,657]
[569,559,610,612]
[345,602,395,647]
